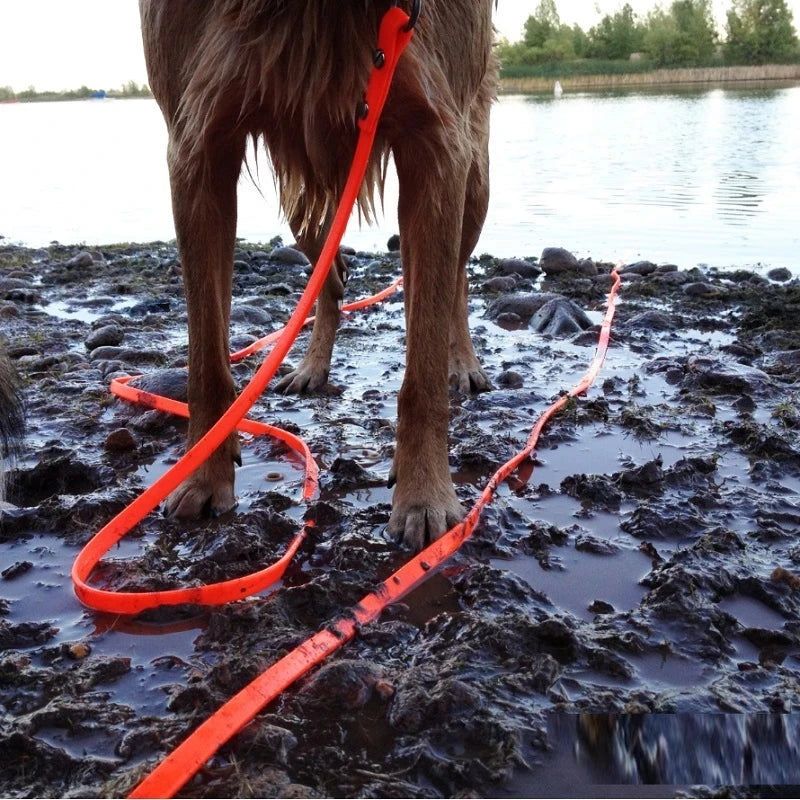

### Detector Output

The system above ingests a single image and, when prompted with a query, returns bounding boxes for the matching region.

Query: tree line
[498,0,799,69]
[0,81,151,103]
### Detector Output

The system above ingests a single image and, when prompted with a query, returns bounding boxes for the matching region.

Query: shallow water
[1,86,799,271]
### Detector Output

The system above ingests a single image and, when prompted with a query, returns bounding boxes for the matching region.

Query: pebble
[104,428,138,453]
[85,323,124,350]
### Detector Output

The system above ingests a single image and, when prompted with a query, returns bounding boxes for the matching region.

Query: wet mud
[1,239,799,797]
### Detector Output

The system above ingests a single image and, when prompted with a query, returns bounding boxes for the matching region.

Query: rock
[128,368,189,402]
[85,323,124,351]
[621,260,658,276]
[66,251,94,269]
[482,276,517,293]
[269,246,310,266]
[684,282,719,297]
[623,310,674,331]
[530,297,593,336]
[0,277,36,298]
[656,270,690,286]
[104,428,138,453]
[497,370,524,389]
[495,312,522,328]
[230,304,272,325]
[767,267,792,282]
[386,234,401,251]
[575,534,619,555]
[588,599,615,615]
[495,257,541,279]
[577,258,599,277]
[484,292,563,324]
[539,247,579,276]
[1,561,33,580]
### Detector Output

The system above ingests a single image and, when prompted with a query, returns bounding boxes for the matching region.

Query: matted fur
[0,349,24,502]
[140,0,498,549]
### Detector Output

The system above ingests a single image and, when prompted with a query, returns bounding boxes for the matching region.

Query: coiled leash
[67,2,622,796]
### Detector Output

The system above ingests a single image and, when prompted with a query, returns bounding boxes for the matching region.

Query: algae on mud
[1,239,800,797]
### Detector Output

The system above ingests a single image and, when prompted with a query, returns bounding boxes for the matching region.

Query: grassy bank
[500,62,800,93]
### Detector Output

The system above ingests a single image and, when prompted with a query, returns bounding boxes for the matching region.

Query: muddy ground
[1,237,799,798]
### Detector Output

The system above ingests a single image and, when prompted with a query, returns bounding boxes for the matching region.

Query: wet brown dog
[139,0,497,550]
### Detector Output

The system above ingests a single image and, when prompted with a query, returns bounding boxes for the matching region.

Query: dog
[139,0,497,550]
[0,347,23,504]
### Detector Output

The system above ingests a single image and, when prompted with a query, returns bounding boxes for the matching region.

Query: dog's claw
[387,498,463,552]
[275,363,330,395]
[448,356,491,394]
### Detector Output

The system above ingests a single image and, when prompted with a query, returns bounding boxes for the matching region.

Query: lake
[1,85,799,272]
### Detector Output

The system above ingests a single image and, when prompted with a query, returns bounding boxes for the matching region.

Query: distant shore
[500,63,800,93]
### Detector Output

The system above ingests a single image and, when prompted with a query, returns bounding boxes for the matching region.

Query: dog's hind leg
[164,133,247,518]
[387,128,471,551]
[275,208,348,394]
[449,103,492,394]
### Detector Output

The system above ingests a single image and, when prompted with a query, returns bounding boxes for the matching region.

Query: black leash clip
[392,0,422,32]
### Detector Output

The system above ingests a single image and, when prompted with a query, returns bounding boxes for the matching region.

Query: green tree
[588,3,646,60]
[643,0,717,66]
[524,0,561,48]
[725,0,799,63]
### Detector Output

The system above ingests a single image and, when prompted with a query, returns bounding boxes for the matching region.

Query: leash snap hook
[391,0,422,32]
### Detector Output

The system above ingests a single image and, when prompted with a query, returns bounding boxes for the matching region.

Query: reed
[500,63,800,93]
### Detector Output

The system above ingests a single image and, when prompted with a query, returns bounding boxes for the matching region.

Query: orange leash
[129,266,621,799]
[67,5,623,796]
[71,7,414,615]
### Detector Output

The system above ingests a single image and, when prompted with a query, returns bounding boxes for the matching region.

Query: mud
[1,238,799,797]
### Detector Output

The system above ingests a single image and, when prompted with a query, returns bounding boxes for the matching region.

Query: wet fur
[0,349,24,503]
[140,0,497,549]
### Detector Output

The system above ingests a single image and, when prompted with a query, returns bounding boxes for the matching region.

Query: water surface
[1,86,798,270]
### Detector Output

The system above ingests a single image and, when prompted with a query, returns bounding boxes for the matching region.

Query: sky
[1,1,799,92]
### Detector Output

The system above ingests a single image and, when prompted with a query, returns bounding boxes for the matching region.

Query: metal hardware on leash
[392,0,422,32]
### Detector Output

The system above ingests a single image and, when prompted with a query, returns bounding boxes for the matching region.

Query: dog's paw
[387,493,464,552]
[449,354,491,393]
[274,361,330,394]
[164,453,237,518]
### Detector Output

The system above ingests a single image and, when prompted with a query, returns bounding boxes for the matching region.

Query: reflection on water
[0,85,798,271]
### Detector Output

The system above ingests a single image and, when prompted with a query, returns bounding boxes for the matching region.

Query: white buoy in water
[554,80,563,97]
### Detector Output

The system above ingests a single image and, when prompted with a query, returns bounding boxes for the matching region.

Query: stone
[530,297,593,336]
[539,247,579,276]
[269,246,310,266]
[495,257,540,279]
[621,260,658,276]
[85,323,124,350]
[104,428,137,453]
[66,251,94,269]
[767,267,792,282]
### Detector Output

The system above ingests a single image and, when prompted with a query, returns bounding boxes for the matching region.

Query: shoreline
[500,63,800,93]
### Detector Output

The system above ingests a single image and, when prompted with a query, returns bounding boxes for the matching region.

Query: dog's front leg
[388,134,471,551]
[164,134,246,518]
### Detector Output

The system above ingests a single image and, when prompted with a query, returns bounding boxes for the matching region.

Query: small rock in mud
[530,297,593,336]
[104,427,138,453]
[85,323,124,350]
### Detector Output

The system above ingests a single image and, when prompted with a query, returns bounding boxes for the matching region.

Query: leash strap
[128,266,621,798]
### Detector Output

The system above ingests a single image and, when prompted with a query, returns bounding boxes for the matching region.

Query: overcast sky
[1,1,798,92]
